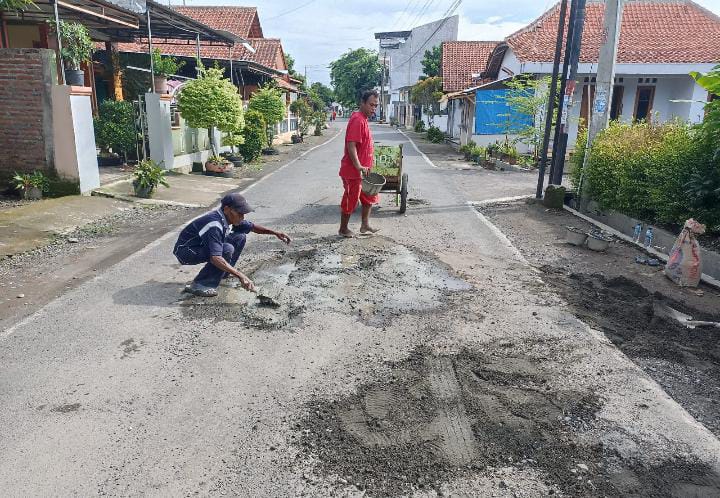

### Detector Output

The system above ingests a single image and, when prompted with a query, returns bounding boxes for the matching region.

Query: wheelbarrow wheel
[399,173,408,214]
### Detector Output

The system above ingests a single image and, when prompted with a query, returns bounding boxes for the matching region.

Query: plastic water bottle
[644,227,654,249]
[633,223,643,243]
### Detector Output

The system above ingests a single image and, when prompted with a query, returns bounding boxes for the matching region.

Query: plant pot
[565,226,588,246]
[97,154,123,167]
[133,184,154,198]
[262,148,279,156]
[291,134,303,144]
[587,234,610,252]
[154,75,168,94]
[205,160,234,177]
[22,186,42,200]
[64,69,85,86]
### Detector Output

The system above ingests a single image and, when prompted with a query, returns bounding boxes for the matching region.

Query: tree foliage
[310,82,335,106]
[290,98,312,136]
[499,75,553,159]
[50,21,94,70]
[248,85,286,146]
[237,110,266,162]
[421,45,442,78]
[0,0,35,11]
[284,52,306,88]
[329,48,381,107]
[411,76,443,125]
[177,67,244,154]
[151,49,185,77]
[94,100,136,158]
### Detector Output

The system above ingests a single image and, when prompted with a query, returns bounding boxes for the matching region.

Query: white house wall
[385,16,459,93]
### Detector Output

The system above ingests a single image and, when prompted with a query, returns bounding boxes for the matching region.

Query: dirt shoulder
[480,199,720,440]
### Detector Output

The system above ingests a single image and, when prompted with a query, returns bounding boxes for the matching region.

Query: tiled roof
[507,0,720,64]
[441,41,498,92]
[118,38,286,72]
[173,6,263,39]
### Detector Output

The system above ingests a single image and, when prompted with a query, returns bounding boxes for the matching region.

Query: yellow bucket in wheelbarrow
[361,172,386,196]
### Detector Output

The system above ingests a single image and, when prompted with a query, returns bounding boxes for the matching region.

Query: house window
[634,86,655,121]
[610,85,624,120]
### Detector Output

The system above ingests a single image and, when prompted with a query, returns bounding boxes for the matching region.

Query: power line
[394,0,422,31]
[265,0,318,21]
[406,0,437,29]
[394,0,461,69]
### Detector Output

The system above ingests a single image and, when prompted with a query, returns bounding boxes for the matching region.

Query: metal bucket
[362,172,386,196]
[587,234,611,252]
[565,226,588,246]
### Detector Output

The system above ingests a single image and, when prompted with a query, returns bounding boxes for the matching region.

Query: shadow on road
[112,280,184,307]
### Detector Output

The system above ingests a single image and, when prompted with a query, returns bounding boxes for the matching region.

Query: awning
[1,0,236,44]
[95,1,237,45]
[2,0,140,31]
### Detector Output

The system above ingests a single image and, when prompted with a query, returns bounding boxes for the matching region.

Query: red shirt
[339,112,373,179]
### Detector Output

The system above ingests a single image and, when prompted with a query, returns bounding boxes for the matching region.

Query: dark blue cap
[220,193,253,214]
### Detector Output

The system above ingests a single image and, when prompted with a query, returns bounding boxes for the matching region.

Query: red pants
[341,178,379,215]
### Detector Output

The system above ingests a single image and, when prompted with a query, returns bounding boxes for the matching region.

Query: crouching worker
[174,193,291,297]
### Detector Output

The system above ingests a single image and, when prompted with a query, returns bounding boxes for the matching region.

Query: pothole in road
[180,236,471,329]
[297,347,720,497]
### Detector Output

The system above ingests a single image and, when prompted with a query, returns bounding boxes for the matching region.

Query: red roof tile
[118,38,286,72]
[173,6,263,39]
[441,41,498,92]
[507,0,720,64]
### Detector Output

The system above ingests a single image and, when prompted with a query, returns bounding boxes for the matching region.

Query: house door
[581,84,625,125]
[580,84,595,129]
[634,86,655,121]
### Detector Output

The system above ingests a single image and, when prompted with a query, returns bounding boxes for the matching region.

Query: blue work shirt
[174,208,254,258]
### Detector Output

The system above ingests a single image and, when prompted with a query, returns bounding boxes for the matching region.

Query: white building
[449,0,718,151]
[375,16,459,128]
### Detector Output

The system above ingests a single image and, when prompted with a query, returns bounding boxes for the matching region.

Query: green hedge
[571,120,720,232]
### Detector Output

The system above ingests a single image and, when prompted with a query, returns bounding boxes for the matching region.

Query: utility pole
[578,0,623,207]
[536,0,568,199]
[550,0,587,186]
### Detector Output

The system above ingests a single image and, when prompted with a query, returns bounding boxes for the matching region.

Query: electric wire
[394,0,461,69]
[265,0,318,21]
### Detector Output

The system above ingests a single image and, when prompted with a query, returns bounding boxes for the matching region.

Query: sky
[179,0,720,86]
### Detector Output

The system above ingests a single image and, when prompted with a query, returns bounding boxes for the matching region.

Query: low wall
[574,201,720,283]
[0,48,56,182]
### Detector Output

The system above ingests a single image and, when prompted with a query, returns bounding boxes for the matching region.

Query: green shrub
[94,100,136,160]
[573,120,719,231]
[469,144,486,163]
[459,140,476,160]
[414,120,426,133]
[238,110,266,162]
[426,126,444,143]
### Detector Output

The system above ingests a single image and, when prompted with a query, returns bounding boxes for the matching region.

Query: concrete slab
[94,172,250,208]
[0,196,130,258]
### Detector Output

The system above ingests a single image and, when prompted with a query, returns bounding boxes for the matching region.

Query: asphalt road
[1,122,719,496]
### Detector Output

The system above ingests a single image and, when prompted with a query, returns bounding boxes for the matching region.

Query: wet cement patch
[180,236,471,330]
[298,348,720,497]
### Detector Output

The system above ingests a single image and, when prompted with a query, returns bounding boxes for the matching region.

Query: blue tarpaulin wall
[474,89,533,135]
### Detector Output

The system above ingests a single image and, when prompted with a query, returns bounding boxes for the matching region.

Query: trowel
[654,302,720,329]
[251,288,281,308]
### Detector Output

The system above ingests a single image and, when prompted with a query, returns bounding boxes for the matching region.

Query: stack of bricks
[0,48,54,180]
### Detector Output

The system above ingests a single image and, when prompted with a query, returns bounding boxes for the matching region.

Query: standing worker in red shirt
[338,90,380,238]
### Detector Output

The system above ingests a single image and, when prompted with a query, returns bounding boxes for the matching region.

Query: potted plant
[151,49,185,94]
[312,111,326,136]
[204,155,234,177]
[177,67,244,158]
[52,21,94,86]
[132,159,169,198]
[12,171,50,200]
[289,98,311,143]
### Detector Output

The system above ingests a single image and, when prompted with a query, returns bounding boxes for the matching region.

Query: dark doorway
[634,86,655,121]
